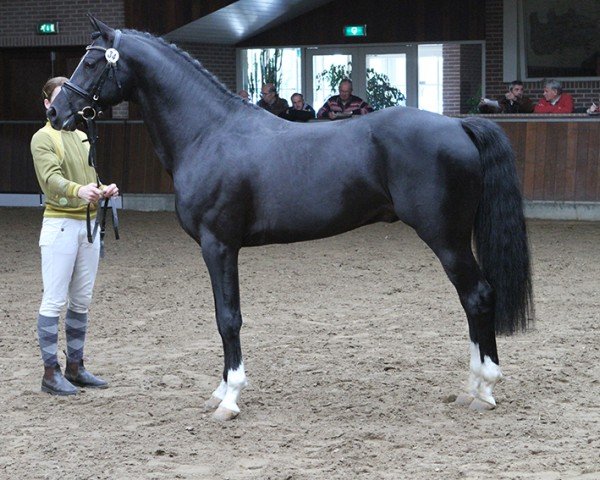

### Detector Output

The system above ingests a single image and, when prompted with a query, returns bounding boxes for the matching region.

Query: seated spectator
[257,83,289,116]
[317,79,373,119]
[238,90,250,101]
[534,79,574,113]
[280,93,316,122]
[478,80,535,114]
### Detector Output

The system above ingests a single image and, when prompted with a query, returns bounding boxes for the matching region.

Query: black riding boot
[41,364,78,396]
[65,359,108,389]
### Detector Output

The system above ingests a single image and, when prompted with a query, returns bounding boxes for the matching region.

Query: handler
[31,76,119,395]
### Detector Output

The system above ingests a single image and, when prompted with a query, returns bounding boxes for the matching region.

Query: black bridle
[62,29,124,127]
[62,30,123,254]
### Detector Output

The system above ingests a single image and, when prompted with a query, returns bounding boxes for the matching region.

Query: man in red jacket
[534,79,574,113]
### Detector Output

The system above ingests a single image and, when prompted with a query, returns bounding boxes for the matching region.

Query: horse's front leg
[200,231,247,421]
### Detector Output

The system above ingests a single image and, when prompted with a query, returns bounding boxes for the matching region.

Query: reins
[82,113,119,258]
[63,30,124,256]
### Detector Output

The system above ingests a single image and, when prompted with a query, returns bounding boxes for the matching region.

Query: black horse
[47,17,533,420]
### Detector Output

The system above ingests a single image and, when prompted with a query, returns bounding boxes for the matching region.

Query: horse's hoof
[203,395,222,411]
[454,393,475,407]
[469,398,496,411]
[213,406,239,421]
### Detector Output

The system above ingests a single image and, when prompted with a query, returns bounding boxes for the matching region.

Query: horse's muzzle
[46,106,57,123]
[46,107,76,131]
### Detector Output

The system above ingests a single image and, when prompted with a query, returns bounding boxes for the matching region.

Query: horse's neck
[129,36,234,171]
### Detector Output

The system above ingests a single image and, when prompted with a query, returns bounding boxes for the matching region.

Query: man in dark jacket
[257,83,289,116]
[478,80,535,114]
[280,93,316,122]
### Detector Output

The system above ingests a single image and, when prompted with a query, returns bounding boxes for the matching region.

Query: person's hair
[544,79,563,94]
[291,92,303,102]
[509,80,524,91]
[339,78,353,90]
[262,83,277,94]
[42,76,68,100]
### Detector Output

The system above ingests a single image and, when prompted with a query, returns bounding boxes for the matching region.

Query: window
[239,43,458,115]
[418,44,444,114]
[241,48,301,103]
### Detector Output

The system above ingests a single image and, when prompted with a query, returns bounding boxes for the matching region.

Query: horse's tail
[461,116,534,335]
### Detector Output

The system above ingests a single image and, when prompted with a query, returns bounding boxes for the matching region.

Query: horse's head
[47,15,132,131]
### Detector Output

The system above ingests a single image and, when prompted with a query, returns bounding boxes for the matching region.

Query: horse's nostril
[46,106,56,120]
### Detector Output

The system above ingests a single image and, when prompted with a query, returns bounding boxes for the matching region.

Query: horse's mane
[123,28,246,105]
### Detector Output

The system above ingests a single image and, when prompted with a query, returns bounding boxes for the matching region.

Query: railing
[2,116,599,202]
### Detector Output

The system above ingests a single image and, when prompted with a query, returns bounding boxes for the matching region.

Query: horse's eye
[84,60,96,69]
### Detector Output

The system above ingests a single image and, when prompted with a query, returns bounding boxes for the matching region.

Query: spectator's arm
[352,101,374,115]
[479,105,499,114]
[519,97,535,113]
[294,110,315,121]
[317,101,331,118]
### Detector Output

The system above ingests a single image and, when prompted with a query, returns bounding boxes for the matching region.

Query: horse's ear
[87,13,114,40]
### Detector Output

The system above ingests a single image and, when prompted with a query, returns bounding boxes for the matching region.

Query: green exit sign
[343,25,367,37]
[37,21,59,35]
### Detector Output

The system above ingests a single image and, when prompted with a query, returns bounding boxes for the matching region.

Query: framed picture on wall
[519,0,600,79]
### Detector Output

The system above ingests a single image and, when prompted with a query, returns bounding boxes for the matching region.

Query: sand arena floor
[0,207,598,479]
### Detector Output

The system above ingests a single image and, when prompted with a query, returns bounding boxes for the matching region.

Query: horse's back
[176,107,483,247]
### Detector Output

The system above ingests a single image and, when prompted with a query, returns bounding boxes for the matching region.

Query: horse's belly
[243,203,397,246]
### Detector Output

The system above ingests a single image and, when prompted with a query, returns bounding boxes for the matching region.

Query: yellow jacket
[31,122,100,219]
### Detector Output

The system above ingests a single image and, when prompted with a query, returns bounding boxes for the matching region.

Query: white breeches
[38,217,100,317]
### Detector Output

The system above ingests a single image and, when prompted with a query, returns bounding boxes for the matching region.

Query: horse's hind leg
[200,231,247,421]
[426,238,502,410]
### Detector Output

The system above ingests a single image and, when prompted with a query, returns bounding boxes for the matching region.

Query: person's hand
[505,92,516,101]
[102,183,119,198]
[328,111,337,120]
[78,183,103,203]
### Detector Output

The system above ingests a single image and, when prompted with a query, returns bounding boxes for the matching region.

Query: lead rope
[83,115,119,258]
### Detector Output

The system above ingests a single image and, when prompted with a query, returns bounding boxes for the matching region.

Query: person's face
[510,84,524,98]
[292,95,303,110]
[261,87,275,104]
[543,86,558,102]
[44,86,61,110]
[339,82,352,101]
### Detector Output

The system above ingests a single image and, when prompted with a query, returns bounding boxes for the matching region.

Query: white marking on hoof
[218,363,247,416]
[479,356,502,406]
[468,342,502,408]
[454,392,475,407]
[203,395,222,411]
[212,379,228,400]
[213,406,239,421]
[469,398,496,411]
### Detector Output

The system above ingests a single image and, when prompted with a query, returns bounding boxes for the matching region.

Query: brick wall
[484,0,600,110]
[0,1,236,117]
[443,44,482,115]
[178,43,237,92]
[0,0,125,47]
[443,44,461,115]
[460,44,483,114]
[2,1,597,112]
